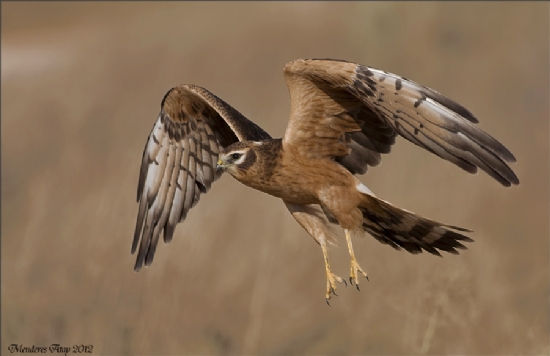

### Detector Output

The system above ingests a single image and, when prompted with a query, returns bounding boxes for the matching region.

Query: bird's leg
[345,229,368,290]
[320,239,346,305]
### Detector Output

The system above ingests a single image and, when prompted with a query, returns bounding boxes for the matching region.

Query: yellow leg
[345,229,369,290]
[321,239,346,305]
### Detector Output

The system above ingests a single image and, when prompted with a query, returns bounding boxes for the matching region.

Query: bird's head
[216,141,258,178]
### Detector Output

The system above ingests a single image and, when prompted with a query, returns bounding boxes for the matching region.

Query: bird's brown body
[228,141,349,202]
[132,59,519,303]
[226,138,367,230]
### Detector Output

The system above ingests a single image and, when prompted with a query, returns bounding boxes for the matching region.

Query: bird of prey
[132,59,518,304]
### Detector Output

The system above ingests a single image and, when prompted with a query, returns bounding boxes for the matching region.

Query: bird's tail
[358,192,473,256]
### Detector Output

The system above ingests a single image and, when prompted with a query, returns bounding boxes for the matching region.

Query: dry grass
[2,2,549,355]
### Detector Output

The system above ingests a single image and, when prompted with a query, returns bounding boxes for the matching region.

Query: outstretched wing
[282,59,519,186]
[133,85,271,271]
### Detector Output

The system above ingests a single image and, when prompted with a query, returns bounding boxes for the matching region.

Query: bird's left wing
[133,85,271,271]
[282,59,518,186]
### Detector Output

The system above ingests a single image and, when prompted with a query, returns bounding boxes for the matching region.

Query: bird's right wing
[132,85,271,271]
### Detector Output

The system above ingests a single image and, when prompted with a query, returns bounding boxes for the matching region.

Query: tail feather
[359,194,473,256]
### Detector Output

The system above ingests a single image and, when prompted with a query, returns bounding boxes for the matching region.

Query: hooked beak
[216,158,225,172]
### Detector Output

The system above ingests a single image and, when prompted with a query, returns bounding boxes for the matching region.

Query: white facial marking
[226,149,248,165]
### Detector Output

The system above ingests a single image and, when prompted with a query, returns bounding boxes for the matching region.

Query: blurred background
[2,2,548,355]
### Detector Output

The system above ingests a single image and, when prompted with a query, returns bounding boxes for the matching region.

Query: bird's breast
[238,158,353,206]
[237,170,320,205]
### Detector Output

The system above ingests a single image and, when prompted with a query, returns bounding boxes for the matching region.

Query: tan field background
[2,2,548,355]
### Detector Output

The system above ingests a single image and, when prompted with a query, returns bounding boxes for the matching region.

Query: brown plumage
[133,59,518,303]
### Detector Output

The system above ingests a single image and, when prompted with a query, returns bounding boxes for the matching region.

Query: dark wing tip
[420,88,479,124]
[144,246,157,267]
[488,137,518,166]
[419,86,519,169]
[504,166,520,186]
[360,66,519,186]
[163,224,176,244]
[501,176,520,187]
[133,256,144,272]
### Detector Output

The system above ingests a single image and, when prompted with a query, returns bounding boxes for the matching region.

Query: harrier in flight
[132,59,518,304]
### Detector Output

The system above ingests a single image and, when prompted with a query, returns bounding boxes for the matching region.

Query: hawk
[132,59,518,304]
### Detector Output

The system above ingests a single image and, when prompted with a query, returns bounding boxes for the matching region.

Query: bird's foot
[325,268,346,305]
[349,259,368,291]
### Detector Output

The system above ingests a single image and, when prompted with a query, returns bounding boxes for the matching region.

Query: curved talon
[325,269,344,305]
[349,258,368,292]
[343,279,347,287]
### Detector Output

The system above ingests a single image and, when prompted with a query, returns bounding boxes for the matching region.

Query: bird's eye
[231,153,242,160]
